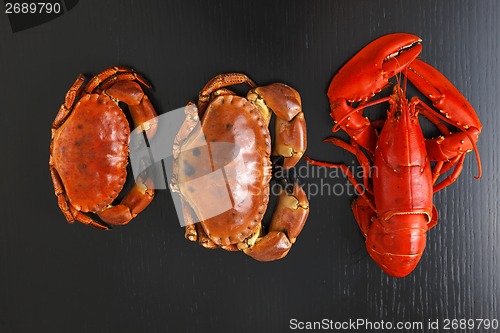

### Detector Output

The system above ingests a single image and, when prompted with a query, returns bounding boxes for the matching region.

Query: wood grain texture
[0,0,498,332]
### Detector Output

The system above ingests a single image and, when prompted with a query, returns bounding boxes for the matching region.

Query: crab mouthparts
[384,39,422,62]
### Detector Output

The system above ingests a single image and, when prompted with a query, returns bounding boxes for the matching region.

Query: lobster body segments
[307,33,482,277]
[373,91,433,223]
[368,89,434,277]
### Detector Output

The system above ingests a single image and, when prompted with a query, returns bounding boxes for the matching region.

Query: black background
[1,1,498,332]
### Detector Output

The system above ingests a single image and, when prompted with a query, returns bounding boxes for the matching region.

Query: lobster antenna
[402,65,408,96]
[472,138,482,179]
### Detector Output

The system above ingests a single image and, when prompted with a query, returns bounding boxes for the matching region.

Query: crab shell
[175,94,273,246]
[51,94,129,213]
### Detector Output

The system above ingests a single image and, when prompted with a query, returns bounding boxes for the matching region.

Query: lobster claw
[406,59,482,132]
[406,59,483,179]
[327,33,423,154]
[328,33,422,102]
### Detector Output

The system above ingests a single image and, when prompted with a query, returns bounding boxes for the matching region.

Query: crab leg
[244,182,309,261]
[84,66,151,93]
[197,73,256,115]
[52,74,85,130]
[199,73,256,97]
[179,198,221,249]
[49,164,109,230]
[49,165,73,223]
[172,104,224,249]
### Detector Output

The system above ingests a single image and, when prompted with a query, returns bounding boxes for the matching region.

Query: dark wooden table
[1,0,498,332]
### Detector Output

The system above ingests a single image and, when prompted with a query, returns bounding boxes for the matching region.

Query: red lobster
[307,33,482,277]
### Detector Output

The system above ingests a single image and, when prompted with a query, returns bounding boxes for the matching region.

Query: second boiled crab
[171,73,309,261]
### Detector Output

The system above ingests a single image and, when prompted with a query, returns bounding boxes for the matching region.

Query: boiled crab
[171,73,309,261]
[50,66,158,230]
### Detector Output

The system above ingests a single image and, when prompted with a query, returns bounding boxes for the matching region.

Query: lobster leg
[351,196,377,238]
[305,156,375,212]
[322,137,373,194]
[305,132,375,200]
[329,101,378,154]
[244,182,309,261]
[432,154,466,192]
[412,98,476,191]
[414,103,452,136]
[317,136,379,235]
[306,154,378,241]
[415,99,478,161]
[428,206,439,230]
[432,155,461,184]
[412,101,469,190]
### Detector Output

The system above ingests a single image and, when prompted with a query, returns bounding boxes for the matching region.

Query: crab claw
[248,83,307,169]
[244,181,309,261]
[328,33,422,102]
